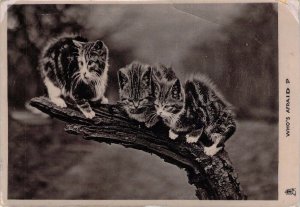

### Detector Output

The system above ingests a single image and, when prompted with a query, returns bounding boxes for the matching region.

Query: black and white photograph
[4,2,280,201]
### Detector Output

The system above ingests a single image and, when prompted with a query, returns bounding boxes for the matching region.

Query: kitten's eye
[90,55,98,61]
[139,99,148,105]
[99,62,105,68]
[164,105,173,110]
[121,98,129,103]
[79,61,83,66]
[128,99,134,105]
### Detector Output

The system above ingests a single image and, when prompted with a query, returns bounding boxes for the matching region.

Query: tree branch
[30,96,246,200]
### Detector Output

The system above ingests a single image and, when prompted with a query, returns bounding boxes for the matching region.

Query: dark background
[8,3,278,199]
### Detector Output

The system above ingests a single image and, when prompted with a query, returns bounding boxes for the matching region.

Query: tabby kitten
[39,35,109,119]
[118,61,159,127]
[152,65,236,156]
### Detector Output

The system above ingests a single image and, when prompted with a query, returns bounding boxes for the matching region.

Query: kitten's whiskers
[147,112,158,125]
[72,72,83,88]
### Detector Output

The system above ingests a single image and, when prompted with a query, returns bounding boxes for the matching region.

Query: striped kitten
[118,61,159,127]
[39,35,109,119]
[152,65,236,156]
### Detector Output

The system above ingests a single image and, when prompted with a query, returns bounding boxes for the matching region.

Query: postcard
[0,0,299,206]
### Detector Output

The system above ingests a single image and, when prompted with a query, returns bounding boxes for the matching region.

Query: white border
[1,1,299,206]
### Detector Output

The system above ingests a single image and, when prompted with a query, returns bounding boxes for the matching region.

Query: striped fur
[118,61,158,127]
[39,34,109,119]
[152,65,184,126]
[152,66,236,156]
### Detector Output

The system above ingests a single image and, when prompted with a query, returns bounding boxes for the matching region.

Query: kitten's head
[73,39,108,84]
[152,65,184,120]
[118,62,154,120]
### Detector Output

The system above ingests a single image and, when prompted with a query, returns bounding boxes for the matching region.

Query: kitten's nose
[84,72,87,78]
[133,101,139,108]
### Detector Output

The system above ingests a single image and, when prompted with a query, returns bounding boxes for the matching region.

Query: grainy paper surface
[0,0,299,206]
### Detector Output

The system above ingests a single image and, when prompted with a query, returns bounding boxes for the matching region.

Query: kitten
[118,61,159,127]
[39,34,109,119]
[152,65,236,156]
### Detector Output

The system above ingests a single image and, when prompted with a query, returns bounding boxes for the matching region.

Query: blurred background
[7,3,278,199]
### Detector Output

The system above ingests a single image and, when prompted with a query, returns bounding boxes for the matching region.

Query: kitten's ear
[94,40,104,50]
[152,66,161,80]
[165,65,173,73]
[142,66,152,87]
[73,40,85,48]
[208,90,218,102]
[151,70,161,96]
[171,79,182,100]
[161,65,176,81]
[185,81,198,105]
[118,69,128,90]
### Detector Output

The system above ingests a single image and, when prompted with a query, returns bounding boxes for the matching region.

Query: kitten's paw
[186,134,199,143]
[145,122,153,128]
[82,110,96,119]
[204,145,222,157]
[169,130,178,140]
[210,133,223,142]
[101,97,108,104]
[52,98,67,108]
[145,117,159,128]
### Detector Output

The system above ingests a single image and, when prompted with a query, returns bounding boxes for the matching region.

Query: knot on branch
[30,96,246,200]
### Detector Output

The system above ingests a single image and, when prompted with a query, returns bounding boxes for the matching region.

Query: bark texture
[30,96,247,200]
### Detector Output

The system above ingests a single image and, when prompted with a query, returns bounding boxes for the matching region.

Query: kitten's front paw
[204,145,222,157]
[145,116,159,128]
[186,134,199,143]
[52,98,67,108]
[82,110,96,119]
[210,133,223,142]
[101,97,108,104]
[145,121,153,128]
[169,130,178,140]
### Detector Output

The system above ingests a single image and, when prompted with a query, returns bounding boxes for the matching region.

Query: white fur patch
[169,130,178,140]
[91,49,109,102]
[186,134,200,143]
[210,133,223,142]
[44,77,67,108]
[44,77,61,98]
[101,97,108,104]
[157,109,172,118]
[51,98,67,108]
[80,109,95,119]
[91,72,108,101]
[204,145,222,156]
